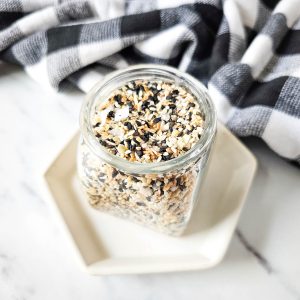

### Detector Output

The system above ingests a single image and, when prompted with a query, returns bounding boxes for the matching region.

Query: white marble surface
[0,63,300,300]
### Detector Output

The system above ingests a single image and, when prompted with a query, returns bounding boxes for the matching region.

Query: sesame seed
[107,111,115,119]
[114,94,123,105]
[136,150,143,157]
[153,117,161,124]
[112,169,118,178]
[124,121,133,130]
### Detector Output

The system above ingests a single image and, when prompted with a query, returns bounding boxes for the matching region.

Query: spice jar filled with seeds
[77,65,216,236]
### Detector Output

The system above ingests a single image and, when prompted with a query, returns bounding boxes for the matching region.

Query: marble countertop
[0,63,300,300]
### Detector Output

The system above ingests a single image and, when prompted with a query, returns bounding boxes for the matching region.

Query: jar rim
[80,64,217,174]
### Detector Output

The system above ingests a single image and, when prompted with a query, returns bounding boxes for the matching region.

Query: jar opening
[80,64,217,174]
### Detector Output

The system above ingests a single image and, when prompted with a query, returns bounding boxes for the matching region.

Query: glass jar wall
[77,65,216,236]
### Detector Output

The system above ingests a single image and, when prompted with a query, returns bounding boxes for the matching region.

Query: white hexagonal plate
[42,123,256,275]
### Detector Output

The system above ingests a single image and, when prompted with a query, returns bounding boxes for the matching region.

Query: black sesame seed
[153,117,161,124]
[153,94,159,104]
[107,111,115,118]
[141,101,149,109]
[159,146,168,153]
[136,120,142,126]
[99,140,107,147]
[130,81,136,88]
[179,184,186,191]
[141,133,150,142]
[169,104,176,109]
[132,176,139,182]
[125,139,132,148]
[172,89,179,95]
[124,121,133,130]
[162,154,171,161]
[114,94,123,105]
[144,121,150,128]
[135,85,145,95]
[133,137,140,145]
[125,85,132,90]
[188,102,196,108]
[159,149,164,154]
[136,202,146,206]
[136,150,143,157]
[106,144,115,149]
[112,169,118,178]
[93,122,101,128]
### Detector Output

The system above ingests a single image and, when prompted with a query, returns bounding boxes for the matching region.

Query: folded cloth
[0,0,300,163]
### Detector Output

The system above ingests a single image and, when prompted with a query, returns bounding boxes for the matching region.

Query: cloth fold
[1,0,300,163]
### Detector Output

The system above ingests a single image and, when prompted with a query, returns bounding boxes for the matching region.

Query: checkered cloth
[1,0,300,163]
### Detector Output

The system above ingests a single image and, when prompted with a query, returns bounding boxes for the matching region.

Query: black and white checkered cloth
[1,0,300,163]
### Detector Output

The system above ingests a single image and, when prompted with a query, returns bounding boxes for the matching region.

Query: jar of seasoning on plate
[77,64,217,236]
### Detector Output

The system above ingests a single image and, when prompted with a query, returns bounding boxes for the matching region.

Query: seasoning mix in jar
[77,65,216,236]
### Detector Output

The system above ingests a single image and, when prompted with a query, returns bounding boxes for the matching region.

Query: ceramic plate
[42,123,256,275]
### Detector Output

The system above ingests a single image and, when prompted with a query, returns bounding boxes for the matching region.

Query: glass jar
[77,64,216,236]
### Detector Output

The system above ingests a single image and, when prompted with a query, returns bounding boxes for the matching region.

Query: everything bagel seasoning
[92,80,205,163]
[78,76,211,236]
